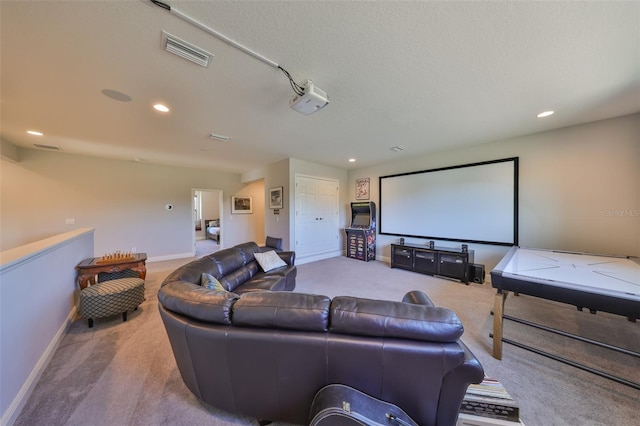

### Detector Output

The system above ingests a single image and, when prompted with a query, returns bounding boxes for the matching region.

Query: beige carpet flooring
[14,255,639,426]
[195,238,221,257]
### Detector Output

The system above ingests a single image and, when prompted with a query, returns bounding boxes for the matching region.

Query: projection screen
[379,157,518,246]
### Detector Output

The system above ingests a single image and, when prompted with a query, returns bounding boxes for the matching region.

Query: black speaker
[468,263,485,284]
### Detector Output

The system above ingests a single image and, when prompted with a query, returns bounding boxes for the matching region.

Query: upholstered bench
[78,277,145,328]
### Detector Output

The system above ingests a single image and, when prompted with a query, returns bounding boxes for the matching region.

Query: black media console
[391,243,483,284]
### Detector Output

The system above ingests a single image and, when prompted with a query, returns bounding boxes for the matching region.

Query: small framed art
[355,178,370,200]
[269,186,283,209]
[231,196,253,214]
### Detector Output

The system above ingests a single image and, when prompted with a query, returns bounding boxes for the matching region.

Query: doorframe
[192,188,224,255]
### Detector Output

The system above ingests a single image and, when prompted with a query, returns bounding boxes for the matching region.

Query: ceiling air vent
[209,133,231,142]
[34,144,61,150]
[162,31,213,67]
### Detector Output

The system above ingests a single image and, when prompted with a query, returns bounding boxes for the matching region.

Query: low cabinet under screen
[438,254,468,279]
[392,246,413,268]
[414,250,437,274]
[391,243,475,284]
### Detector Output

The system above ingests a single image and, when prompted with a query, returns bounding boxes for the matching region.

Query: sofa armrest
[402,290,435,307]
[437,340,485,426]
[265,236,283,251]
[278,251,295,266]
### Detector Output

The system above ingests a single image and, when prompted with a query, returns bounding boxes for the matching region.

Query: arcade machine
[345,201,376,262]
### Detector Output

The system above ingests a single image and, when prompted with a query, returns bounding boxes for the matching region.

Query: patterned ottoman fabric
[79,277,145,327]
[98,268,140,282]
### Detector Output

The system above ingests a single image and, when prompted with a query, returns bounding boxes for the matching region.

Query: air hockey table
[490,246,640,389]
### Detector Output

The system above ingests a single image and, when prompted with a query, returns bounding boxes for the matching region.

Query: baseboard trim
[1,308,76,426]
[296,250,343,265]
[339,250,390,265]
[147,252,195,263]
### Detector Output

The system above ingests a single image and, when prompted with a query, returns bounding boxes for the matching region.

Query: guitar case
[309,384,419,426]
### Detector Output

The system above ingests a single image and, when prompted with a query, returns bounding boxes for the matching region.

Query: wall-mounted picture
[231,196,253,214]
[269,186,283,209]
[355,178,370,200]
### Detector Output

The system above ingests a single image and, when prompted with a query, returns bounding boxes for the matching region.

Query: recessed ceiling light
[537,110,554,118]
[153,103,170,113]
[27,130,43,136]
[349,158,356,162]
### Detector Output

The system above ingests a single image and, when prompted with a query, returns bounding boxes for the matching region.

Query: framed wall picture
[269,186,283,209]
[355,178,370,200]
[231,196,253,214]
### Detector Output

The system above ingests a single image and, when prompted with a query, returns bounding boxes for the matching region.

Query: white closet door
[295,175,339,256]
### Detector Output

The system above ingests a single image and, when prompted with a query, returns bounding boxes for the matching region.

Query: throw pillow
[254,250,287,272]
[200,272,226,291]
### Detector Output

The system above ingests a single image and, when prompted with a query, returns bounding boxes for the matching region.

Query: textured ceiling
[2,1,639,174]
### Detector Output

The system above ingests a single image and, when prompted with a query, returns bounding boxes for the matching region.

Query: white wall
[0,229,94,425]
[228,179,265,245]
[200,190,220,222]
[349,113,640,270]
[263,158,291,249]
[0,149,263,258]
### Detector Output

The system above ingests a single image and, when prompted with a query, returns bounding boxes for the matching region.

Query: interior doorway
[193,188,223,257]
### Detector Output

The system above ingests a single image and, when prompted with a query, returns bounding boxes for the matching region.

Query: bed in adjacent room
[205,219,221,243]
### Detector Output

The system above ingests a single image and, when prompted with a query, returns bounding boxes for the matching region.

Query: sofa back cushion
[232,292,331,332]
[161,256,218,287]
[330,296,464,342]
[218,265,258,292]
[209,248,246,276]
[236,242,260,263]
[158,281,239,324]
[206,249,245,290]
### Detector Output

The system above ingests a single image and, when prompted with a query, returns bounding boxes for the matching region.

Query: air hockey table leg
[492,290,509,360]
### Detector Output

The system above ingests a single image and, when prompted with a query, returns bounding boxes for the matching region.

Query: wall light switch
[66,218,76,225]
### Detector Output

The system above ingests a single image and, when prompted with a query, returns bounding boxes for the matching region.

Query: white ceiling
[2,1,639,174]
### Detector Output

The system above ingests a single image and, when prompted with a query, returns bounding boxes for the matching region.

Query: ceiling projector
[289,80,329,115]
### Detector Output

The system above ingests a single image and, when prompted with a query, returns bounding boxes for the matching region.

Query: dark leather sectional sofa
[162,241,296,294]
[158,242,484,426]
